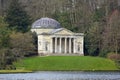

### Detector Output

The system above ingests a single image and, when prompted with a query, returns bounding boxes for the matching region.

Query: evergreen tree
[52,11,73,31]
[0,16,13,69]
[5,0,32,33]
[85,22,102,56]
[0,16,10,48]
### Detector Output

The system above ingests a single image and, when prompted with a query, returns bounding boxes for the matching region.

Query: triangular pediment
[53,28,74,35]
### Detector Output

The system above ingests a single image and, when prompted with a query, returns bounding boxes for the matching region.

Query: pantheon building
[31,17,84,56]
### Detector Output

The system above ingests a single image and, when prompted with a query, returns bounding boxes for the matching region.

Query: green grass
[14,56,118,71]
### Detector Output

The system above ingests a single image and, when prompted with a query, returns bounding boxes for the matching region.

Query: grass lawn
[14,56,118,71]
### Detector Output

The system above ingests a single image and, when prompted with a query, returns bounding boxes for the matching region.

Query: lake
[0,71,120,80]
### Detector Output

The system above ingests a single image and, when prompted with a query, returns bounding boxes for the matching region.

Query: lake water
[0,71,120,80]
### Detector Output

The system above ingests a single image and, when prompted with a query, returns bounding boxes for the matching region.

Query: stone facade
[31,17,84,56]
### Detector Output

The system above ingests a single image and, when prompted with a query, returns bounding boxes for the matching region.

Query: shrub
[107,52,120,61]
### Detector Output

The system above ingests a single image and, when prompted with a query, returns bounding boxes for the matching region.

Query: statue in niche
[78,45,80,52]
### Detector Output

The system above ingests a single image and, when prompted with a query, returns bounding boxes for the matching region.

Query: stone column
[59,37,62,53]
[55,37,57,53]
[50,37,53,53]
[38,40,40,54]
[65,37,67,53]
[73,38,76,53]
[81,40,84,55]
[69,38,71,53]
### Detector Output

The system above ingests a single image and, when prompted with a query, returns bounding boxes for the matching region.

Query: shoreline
[0,70,120,74]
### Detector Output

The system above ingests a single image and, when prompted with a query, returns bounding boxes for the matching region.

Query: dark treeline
[0,0,120,69]
[0,0,35,69]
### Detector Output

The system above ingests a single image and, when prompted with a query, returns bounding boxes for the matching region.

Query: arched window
[45,43,48,51]
[45,42,49,51]
[78,45,80,52]
[39,41,41,45]
[78,42,81,52]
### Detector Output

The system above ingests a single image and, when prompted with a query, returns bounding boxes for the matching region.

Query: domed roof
[32,17,61,29]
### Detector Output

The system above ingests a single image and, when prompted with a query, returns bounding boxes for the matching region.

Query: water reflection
[0,71,120,80]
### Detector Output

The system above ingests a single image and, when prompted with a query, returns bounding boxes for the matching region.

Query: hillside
[14,56,118,71]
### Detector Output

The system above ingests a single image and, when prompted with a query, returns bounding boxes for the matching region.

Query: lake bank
[0,70,32,74]
[1,70,120,74]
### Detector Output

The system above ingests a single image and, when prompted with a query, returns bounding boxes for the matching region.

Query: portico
[51,37,76,54]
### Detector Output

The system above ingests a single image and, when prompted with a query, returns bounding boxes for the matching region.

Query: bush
[107,53,120,69]
[107,52,120,61]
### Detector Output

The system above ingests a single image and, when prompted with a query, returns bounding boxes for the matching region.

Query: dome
[32,17,61,29]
